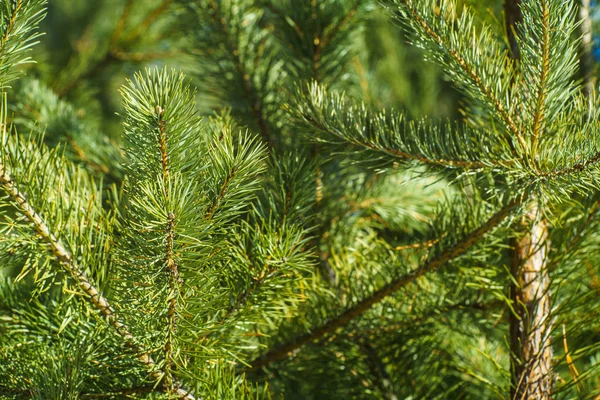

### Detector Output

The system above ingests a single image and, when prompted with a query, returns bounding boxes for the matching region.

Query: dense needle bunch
[2,0,600,399]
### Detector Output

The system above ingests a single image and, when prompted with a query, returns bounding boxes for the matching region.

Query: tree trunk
[504,1,554,398]
[510,202,553,399]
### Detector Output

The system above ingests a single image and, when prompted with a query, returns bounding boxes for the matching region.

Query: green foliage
[0,0,45,89]
[2,0,600,399]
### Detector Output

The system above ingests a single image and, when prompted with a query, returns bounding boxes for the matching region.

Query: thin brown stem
[0,163,194,399]
[247,196,523,370]
[205,165,238,220]
[123,0,173,43]
[156,105,182,393]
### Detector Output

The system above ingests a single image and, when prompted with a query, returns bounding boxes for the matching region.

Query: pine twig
[208,0,275,149]
[530,0,550,158]
[401,0,527,155]
[0,163,195,400]
[246,195,524,370]
[301,113,489,170]
[0,0,22,52]
[156,105,183,393]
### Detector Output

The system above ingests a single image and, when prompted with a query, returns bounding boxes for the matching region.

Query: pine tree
[2,0,600,399]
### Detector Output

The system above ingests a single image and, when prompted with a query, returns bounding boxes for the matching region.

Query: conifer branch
[505,3,554,397]
[164,211,180,392]
[123,0,173,43]
[0,0,22,52]
[205,165,239,220]
[0,163,195,400]
[247,195,524,370]
[208,0,274,149]
[538,151,600,179]
[56,0,172,96]
[311,0,360,81]
[530,0,550,157]
[156,104,182,392]
[398,0,527,154]
[110,0,134,44]
[342,129,484,169]
[342,300,496,340]
[295,84,508,171]
[0,0,45,88]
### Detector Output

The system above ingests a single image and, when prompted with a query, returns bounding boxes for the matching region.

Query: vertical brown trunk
[510,202,553,399]
[504,1,554,398]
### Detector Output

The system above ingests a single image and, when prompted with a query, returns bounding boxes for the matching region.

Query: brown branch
[538,151,600,179]
[205,165,238,220]
[156,105,182,393]
[311,0,361,81]
[57,0,171,97]
[110,0,134,44]
[394,237,440,251]
[340,300,495,341]
[247,195,523,371]
[0,164,195,400]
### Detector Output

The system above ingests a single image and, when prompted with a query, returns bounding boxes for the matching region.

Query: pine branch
[530,0,550,157]
[0,0,46,88]
[247,194,524,370]
[55,0,175,96]
[391,0,526,155]
[122,0,173,43]
[205,165,239,220]
[312,0,361,81]
[155,104,182,392]
[12,79,122,178]
[0,0,22,51]
[538,151,600,179]
[0,163,195,399]
[293,83,512,171]
[207,0,274,149]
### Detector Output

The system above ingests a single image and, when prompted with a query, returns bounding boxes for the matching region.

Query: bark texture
[510,203,553,399]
